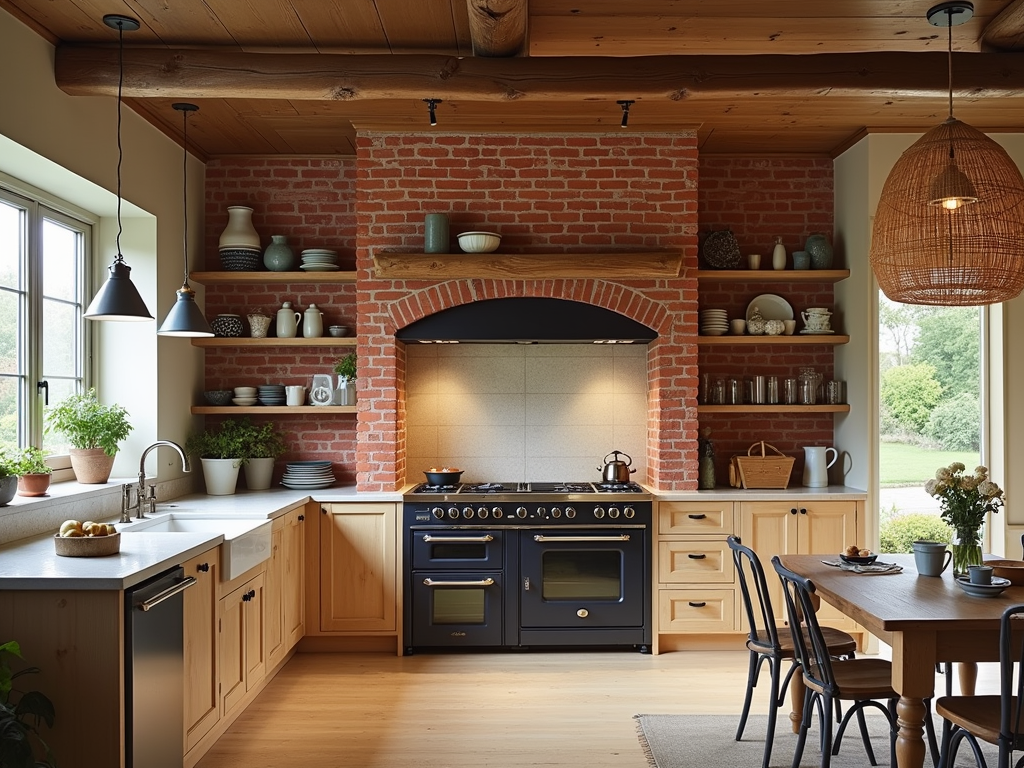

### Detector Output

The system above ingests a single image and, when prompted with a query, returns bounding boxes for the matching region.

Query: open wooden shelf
[696,269,849,283]
[191,405,357,415]
[372,250,683,279]
[190,337,356,348]
[190,271,357,285]
[697,404,850,414]
[696,334,849,346]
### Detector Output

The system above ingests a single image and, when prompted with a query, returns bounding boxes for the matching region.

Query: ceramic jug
[303,303,324,338]
[802,446,838,488]
[276,301,301,338]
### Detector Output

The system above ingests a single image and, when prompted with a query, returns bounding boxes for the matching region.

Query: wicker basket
[732,442,795,489]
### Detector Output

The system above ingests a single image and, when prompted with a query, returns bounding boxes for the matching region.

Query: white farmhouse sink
[119,514,272,580]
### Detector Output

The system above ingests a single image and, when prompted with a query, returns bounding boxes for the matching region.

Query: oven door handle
[421,534,495,543]
[422,577,496,587]
[532,534,631,542]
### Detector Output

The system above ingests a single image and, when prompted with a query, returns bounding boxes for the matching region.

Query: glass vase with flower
[925,463,1004,577]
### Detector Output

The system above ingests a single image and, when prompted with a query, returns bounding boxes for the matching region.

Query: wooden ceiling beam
[982,0,1024,50]
[466,0,527,57]
[54,46,1024,102]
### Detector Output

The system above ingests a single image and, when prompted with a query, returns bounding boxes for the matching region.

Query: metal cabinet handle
[138,576,197,611]
[687,553,707,560]
[422,578,495,587]
[688,601,707,608]
[422,534,494,543]
[532,534,630,542]
[687,513,707,519]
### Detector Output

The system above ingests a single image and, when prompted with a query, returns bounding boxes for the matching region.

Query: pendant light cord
[181,108,190,285]
[947,11,954,120]
[115,19,126,263]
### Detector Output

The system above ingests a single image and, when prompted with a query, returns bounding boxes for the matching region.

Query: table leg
[790,671,805,733]
[958,662,977,696]
[896,697,928,768]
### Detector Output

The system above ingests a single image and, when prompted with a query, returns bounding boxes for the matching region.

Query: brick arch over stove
[357,278,697,492]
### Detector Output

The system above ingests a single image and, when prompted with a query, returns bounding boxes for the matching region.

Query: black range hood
[395,297,658,344]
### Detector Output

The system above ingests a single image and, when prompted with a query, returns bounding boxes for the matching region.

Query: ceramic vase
[771,236,787,270]
[211,314,244,338]
[424,214,449,254]
[805,233,834,269]
[263,235,295,271]
[219,206,260,250]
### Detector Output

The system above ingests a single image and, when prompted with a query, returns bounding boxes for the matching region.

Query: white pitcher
[276,301,301,338]
[303,303,324,338]
[802,446,838,488]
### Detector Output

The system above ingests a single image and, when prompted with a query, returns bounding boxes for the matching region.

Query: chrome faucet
[120,441,191,523]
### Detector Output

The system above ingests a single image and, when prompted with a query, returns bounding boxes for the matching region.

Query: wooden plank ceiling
[4,0,1024,158]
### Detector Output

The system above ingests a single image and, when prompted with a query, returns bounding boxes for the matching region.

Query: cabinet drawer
[658,588,735,632]
[659,501,735,536]
[658,540,733,584]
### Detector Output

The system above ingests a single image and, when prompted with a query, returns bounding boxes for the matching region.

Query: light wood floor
[195,649,1000,768]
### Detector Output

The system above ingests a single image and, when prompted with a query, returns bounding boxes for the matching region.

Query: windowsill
[0,476,133,517]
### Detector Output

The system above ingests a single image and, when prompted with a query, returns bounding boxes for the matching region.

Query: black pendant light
[158,103,213,337]
[84,14,153,322]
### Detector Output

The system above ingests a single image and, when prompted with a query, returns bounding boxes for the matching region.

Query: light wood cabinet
[218,570,266,718]
[739,499,860,629]
[319,502,397,632]
[182,547,220,755]
[267,507,306,669]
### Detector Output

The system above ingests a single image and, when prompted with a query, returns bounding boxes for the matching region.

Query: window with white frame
[0,184,89,461]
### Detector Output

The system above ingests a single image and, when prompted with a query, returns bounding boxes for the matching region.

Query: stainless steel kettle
[598,450,635,483]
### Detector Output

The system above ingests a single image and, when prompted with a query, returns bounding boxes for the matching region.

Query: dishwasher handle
[138,576,197,611]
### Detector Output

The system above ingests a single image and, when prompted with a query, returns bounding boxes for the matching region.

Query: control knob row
[431,507,506,520]
[592,506,636,520]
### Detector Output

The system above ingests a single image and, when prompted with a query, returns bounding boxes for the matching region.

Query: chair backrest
[771,556,839,696]
[998,604,1024,753]
[727,535,783,651]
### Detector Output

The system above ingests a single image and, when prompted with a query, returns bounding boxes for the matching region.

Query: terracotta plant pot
[17,473,51,497]
[69,448,116,484]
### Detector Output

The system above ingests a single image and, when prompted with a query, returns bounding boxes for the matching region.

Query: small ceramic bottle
[276,301,301,338]
[303,303,324,338]
[263,235,295,271]
[772,236,787,270]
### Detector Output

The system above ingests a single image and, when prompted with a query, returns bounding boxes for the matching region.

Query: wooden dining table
[779,553,1023,768]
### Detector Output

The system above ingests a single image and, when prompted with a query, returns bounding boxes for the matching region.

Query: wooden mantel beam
[466,0,528,57]
[983,0,1024,50]
[54,47,1024,102]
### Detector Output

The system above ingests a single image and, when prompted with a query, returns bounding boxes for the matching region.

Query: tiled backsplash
[406,344,648,482]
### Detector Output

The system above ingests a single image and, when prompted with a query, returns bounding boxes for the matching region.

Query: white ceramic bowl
[457,231,501,253]
[234,386,257,396]
[232,397,258,406]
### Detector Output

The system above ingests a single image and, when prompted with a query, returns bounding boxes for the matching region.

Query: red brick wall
[697,157,837,484]
[197,150,837,492]
[355,133,700,491]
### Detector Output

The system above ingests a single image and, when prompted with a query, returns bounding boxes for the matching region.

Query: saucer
[800,329,835,334]
[955,576,1011,597]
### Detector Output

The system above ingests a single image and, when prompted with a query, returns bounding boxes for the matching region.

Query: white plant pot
[243,457,275,491]
[200,458,242,496]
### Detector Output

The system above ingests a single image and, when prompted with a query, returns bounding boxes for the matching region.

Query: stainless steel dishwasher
[124,566,196,768]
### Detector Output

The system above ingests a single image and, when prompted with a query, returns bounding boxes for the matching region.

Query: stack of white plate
[300,249,340,272]
[258,385,285,406]
[700,308,729,336]
[281,460,336,490]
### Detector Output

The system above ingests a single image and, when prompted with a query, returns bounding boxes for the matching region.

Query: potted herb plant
[10,447,52,498]
[238,419,287,491]
[0,453,18,507]
[333,352,357,406]
[44,389,132,484]
[0,640,56,768]
[185,419,248,495]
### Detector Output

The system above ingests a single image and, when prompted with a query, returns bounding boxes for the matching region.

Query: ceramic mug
[801,310,832,332]
[285,385,306,406]
[969,564,994,585]
[912,540,952,576]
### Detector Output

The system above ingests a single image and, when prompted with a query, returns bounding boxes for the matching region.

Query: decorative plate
[702,230,741,269]
[746,294,794,323]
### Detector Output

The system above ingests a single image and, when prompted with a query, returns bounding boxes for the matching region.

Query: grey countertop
[0,484,863,590]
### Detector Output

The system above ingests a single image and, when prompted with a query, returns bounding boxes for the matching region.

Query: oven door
[410,571,504,647]
[411,529,503,570]
[519,529,646,629]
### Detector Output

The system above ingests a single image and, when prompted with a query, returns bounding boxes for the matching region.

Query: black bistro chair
[935,603,1024,768]
[728,536,860,768]
[771,555,941,768]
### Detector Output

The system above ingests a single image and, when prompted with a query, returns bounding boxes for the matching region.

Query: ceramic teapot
[276,301,301,338]
[303,303,324,338]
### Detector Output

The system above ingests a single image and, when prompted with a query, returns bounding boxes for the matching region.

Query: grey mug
[912,540,951,576]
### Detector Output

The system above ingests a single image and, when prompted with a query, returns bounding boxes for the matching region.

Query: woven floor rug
[633,714,998,768]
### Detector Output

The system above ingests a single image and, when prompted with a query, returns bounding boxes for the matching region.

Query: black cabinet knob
[196,563,210,573]
[298,514,305,521]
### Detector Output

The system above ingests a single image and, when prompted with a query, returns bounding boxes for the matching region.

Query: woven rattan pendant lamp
[869,1,1024,306]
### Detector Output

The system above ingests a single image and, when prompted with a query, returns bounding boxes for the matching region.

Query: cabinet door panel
[182,549,220,752]
[283,510,305,646]
[658,540,733,584]
[658,589,735,632]
[244,573,266,691]
[266,525,285,667]
[218,584,246,716]
[799,502,858,557]
[739,502,802,626]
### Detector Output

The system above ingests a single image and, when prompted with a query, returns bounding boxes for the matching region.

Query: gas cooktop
[408,480,650,501]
